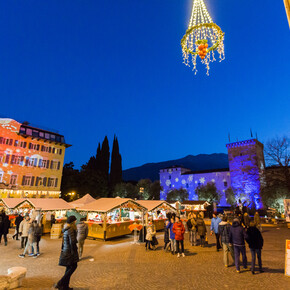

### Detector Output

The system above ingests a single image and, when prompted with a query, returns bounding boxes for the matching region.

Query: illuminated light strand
[181,0,225,75]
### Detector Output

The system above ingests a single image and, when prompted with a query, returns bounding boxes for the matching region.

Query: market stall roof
[70,194,96,208]
[16,198,73,211]
[181,200,210,206]
[78,198,147,213]
[137,200,177,212]
[0,198,26,209]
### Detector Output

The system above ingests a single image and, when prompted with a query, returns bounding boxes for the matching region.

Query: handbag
[152,236,159,246]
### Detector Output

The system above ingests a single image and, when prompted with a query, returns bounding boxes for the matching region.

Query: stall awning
[137,200,177,212]
[181,200,210,206]
[16,198,73,211]
[0,198,26,209]
[70,194,96,208]
[78,198,147,213]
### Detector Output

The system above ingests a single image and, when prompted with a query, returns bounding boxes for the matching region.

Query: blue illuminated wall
[160,166,231,206]
[226,139,265,209]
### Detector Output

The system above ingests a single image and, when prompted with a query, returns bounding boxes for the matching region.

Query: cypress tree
[95,142,101,171]
[100,136,110,182]
[110,135,122,190]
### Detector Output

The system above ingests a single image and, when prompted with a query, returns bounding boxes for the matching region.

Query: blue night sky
[0,0,289,169]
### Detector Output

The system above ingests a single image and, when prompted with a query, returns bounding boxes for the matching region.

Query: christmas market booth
[137,200,177,231]
[78,198,147,240]
[178,200,210,217]
[0,198,26,226]
[14,198,74,233]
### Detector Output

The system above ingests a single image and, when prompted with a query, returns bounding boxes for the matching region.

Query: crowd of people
[144,210,264,275]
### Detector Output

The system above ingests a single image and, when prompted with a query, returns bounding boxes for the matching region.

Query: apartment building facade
[0,118,70,198]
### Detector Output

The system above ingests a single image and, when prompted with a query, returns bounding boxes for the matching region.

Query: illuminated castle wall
[0,118,70,198]
[226,139,265,209]
[160,138,265,208]
[160,167,231,206]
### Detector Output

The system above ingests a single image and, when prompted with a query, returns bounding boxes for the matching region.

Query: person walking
[229,218,248,273]
[19,220,37,258]
[13,213,23,240]
[210,212,222,251]
[76,217,88,259]
[196,213,207,247]
[172,216,185,257]
[246,222,264,274]
[145,220,156,251]
[54,215,79,290]
[19,214,30,249]
[32,220,42,256]
[166,217,176,255]
[254,212,262,232]
[218,215,234,267]
[243,212,250,228]
[0,212,10,246]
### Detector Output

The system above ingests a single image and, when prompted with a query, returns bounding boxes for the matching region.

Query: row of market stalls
[0,195,178,240]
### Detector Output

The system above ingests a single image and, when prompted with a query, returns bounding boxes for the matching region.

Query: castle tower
[226,139,265,209]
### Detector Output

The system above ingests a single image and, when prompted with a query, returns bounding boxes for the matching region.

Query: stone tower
[226,139,265,209]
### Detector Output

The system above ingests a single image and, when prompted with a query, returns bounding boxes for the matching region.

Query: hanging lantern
[181,0,225,75]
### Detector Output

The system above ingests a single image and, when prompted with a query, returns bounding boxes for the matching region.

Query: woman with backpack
[196,213,207,247]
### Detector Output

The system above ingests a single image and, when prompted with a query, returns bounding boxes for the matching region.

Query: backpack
[186,219,193,230]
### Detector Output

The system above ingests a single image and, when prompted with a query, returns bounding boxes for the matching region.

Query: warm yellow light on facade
[285,0,290,28]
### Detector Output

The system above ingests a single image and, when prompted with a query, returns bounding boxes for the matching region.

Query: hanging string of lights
[181,0,225,75]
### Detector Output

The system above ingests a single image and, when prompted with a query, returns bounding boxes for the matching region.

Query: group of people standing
[213,211,264,274]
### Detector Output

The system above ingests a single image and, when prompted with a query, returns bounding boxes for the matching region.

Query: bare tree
[264,136,290,191]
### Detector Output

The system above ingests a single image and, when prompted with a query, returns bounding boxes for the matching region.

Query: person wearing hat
[210,212,222,252]
[229,218,248,273]
[55,215,79,290]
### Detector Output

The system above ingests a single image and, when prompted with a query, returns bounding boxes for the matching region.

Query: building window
[10,175,17,185]
[32,130,39,137]
[35,177,43,186]
[45,133,50,139]
[26,128,32,135]
[224,181,228,187]
[169,175,171,180]
[48,178,58,187]
[0,172,3,182]
[22,176,32,186]
[4,154,10,164]
[39,131,44,138]
[186,183,189,188]
[0,153,3,163]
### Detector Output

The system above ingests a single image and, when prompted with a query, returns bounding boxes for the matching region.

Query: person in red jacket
[172,216,185,257]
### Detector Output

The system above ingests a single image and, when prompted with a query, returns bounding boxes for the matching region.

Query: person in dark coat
[229,218,248,273]
[55,215,79,290]
[0,212,10,246]
[243,212,250,228]
[196,214,207,247]
[163,220,170,251]
[218,215,234,267]
[13,214,23,240]
[246,222,264,274]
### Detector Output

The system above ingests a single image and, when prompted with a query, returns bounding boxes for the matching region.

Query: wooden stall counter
[153,219,166,231]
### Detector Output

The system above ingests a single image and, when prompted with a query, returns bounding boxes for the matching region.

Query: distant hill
[122,153,229,182]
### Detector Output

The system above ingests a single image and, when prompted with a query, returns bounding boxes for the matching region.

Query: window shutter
[9,139,13,146]
[35,177,39,186]
[47,178,51,187]
[20,156,24,165]
[34,158,38,167]
[57,161,61,170]
[38,159,42,167]
[41,145,44,151]
[43,177,47,186]
[31,176,35,186]
[14,140,18,146]
[59,149,62,155]
[55,178,58,188]
[25,157,29,166]
[22,176,25,185]
[49,147,51,153]
[29,143,32,149]
[50,161,53,169]
[36,144,40,151]
[5,154,10,163]
[11,155,15,164]
[24,142,27,148]
[46,160,50,169]
[0,137,3,144]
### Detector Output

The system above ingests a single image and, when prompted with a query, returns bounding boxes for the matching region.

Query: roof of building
[77,198,147,213]
[70,194,96,208]
[160,165,190,171]
[180,200,210,206]
[137,200,176,212]
[0,198,26,209]
[226,138,263,148]
[17,198,73,211]
[181,168,229,175]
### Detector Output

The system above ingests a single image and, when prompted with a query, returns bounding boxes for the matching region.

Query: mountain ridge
[122,153,229,181]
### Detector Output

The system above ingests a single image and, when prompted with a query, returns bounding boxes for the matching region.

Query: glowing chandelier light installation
[181,0,225,75]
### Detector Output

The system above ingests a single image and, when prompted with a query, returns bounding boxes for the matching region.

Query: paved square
[0,226,289,289]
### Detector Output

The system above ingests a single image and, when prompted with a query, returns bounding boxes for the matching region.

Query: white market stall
[70,194,96,209]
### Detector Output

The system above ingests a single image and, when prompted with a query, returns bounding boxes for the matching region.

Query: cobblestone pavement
[0,226,289,290]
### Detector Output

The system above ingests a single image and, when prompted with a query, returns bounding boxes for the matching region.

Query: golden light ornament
[181,0,225,75]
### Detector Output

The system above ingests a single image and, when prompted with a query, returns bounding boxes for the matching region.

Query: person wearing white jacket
[19,214,31,249]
